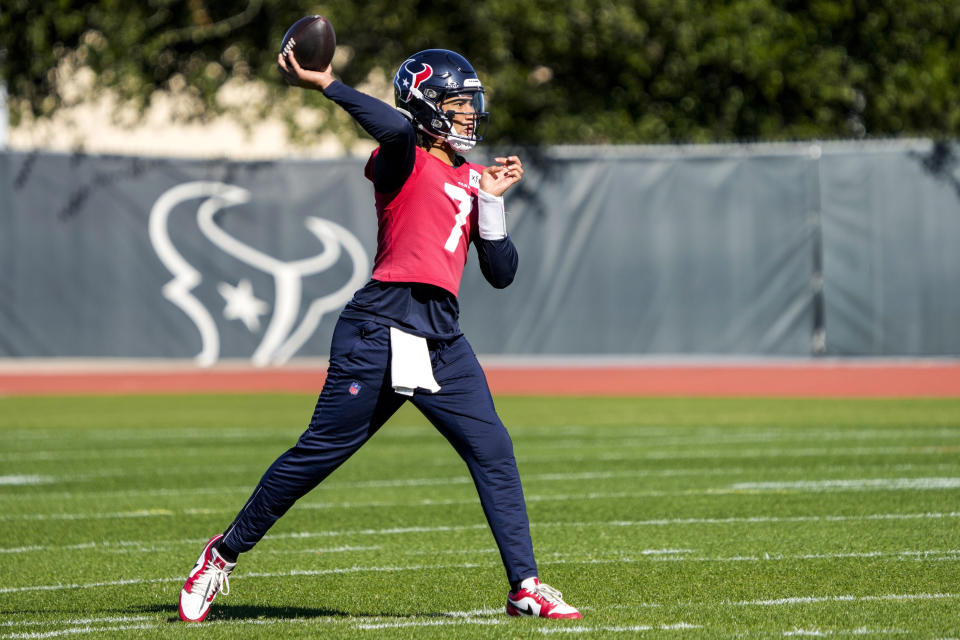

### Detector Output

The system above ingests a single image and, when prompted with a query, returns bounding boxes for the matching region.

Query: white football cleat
[178,534,236,622]
[506,577,582,619]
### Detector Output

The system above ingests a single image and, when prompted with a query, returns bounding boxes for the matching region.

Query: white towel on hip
[389,327,441,396]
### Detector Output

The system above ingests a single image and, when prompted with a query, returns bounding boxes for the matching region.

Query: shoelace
[534,582,564,604]
[193,561,231,600]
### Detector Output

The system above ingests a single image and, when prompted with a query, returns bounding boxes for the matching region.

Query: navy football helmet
[393,49,488,152]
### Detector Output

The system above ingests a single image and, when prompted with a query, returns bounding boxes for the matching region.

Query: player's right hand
[277,53,335,91]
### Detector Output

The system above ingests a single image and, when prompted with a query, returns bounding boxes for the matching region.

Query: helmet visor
[442,89,485,117]
[465,88,486,116]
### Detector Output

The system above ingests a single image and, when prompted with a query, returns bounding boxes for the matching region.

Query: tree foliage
[3,0,960,145]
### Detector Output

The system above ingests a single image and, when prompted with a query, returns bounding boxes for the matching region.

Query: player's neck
[426,142,457,166]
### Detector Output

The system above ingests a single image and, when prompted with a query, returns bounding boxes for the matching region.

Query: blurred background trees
[3,0,960,146]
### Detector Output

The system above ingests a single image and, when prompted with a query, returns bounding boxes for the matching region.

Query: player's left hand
[480,156,523,197]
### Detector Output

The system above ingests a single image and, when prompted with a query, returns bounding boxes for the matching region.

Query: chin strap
[445,135,477,152]
[414,124,476,153]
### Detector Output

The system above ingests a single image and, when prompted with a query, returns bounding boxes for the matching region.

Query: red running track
[1,361,959,397]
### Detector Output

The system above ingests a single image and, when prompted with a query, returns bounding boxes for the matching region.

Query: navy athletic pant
[221,316,538,586]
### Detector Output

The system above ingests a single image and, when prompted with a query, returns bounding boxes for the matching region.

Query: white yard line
[537,623,702,634]
[0,475,55,486]
[648,550,960,563]
[0,615,702,637]
[730,592,958,606]
[0,610,700,636]
[4,424,956,448]
[2,551,959,595]
[0,615,927,638]
[0,509,179,521]
[354,620,702,632]
[0,616,323,635]
[0,624,156,639]
[0,604,943,638]
[590,428,960,447]
[0,563,505,595]
[0,617,151,628]
[1,511,957,555]
[535,445,960,463]
[4,477,958,522]
[778,627,908,637]
[731,478,960,490]
[0,450,156,463]
[3,462,955,502]
[353,619,502,629]
[264,544,384,554]
[2,443,957,465]
[0,621,923,639]
[600,511,960,526]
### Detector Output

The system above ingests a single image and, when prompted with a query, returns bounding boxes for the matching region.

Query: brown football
[279,15,336,71]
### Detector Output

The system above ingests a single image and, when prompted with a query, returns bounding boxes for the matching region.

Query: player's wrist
[478,189,507,240]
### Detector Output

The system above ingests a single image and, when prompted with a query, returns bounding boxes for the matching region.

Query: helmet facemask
[408,86,487,152]
[433,88,488,152]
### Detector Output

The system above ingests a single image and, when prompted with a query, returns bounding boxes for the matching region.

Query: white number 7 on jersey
[443,183,472,253]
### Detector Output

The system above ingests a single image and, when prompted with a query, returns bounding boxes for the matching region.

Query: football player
[177,48,581,622]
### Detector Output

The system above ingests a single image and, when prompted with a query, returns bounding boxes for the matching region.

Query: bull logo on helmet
[395,60,433,103]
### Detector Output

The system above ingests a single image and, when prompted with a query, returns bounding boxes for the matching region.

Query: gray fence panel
[2,153,374,362]
[460,150,817,355]
[0,152,19,356]
[2,142,959,362]
[819,144,960,355]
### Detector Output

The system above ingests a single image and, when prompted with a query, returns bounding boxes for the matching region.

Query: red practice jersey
[365,146,482,297]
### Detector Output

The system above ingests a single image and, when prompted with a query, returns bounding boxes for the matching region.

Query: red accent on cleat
[178,534,235,622]
[506,578,582,619]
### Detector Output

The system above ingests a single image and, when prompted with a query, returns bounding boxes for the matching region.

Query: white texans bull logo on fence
[149,181,368,367]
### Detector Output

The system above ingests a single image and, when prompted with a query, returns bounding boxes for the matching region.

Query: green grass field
[1,394,958,638]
